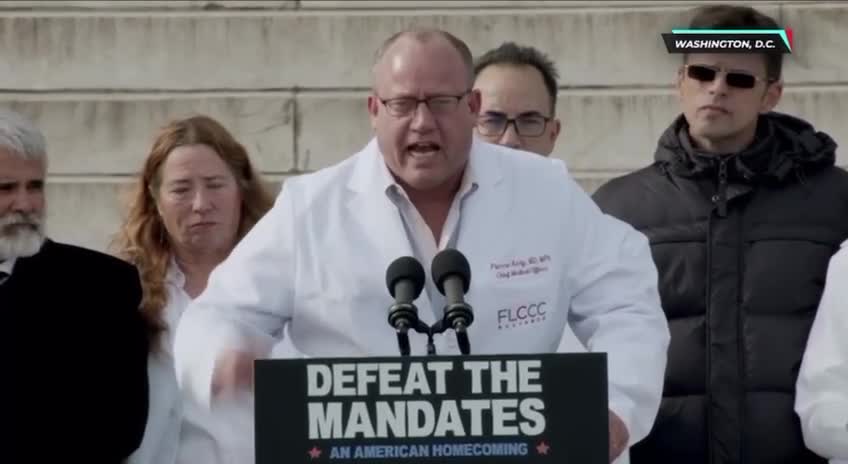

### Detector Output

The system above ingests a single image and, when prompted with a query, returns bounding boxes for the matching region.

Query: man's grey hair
[0,108,47,164]
[372,28,475,88]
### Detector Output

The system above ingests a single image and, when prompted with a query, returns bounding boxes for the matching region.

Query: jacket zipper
[713,158,729,217]
[707,155,730,463]
[705,211,714,464]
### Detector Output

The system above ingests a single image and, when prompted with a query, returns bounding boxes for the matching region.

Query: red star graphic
[536,441,551,455]
[307,445,322,459]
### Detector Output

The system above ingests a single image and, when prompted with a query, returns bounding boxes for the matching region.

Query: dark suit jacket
[2,239,149,463]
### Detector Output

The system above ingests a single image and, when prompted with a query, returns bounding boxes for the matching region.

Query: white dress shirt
[0,257,16,285]
[796,241,848,464]
[129,261,253,464]
[174,138,669,462]
[383,153,476,326]
[383,153,587,353]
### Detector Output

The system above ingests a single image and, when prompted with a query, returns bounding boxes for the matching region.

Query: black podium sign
[255,353,608,463]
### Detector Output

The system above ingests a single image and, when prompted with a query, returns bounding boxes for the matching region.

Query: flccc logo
[497,302,547,330]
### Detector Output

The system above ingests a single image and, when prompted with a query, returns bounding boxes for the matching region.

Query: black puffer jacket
[592,112,848,464]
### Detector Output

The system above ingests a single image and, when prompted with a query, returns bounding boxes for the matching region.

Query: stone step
[2,1,814,10]
[298,1,724,9]
[7,86,845,176]
[0,1,296,10]
[44,177,284,253]
[45,130,848,253]
[45,179,137,253]
[297,86,848,173]
[2,94,296,175]
[0,4,840,90]
[41,173,609,252]
[300,0,820,7]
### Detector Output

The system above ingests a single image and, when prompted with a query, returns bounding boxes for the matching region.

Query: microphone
[385,256,426,356]
[432,248,474,354]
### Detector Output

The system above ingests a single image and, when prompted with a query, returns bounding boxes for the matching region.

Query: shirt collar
[0,257,16,278]
[165,256,186,288]
[0,235,47,279]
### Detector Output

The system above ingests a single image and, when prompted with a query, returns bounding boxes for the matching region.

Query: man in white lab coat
[796,240,848,464]
[174,28,670,463]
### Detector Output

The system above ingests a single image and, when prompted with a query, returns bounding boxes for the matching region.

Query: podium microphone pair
[385,248,474,356]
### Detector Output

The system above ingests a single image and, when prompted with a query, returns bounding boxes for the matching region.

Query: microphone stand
[444,301,473,355]
[454,321,471,356]
[428,304,472,356]
[389,301,431,356]
[389,303,473,356]
[428,321,445,356]
[426,329,437,356]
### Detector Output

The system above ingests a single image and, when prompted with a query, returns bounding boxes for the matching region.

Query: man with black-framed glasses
[472,42,562,156]
[593,4,848,464]
[173,28,670,464]
[472,43,586,357]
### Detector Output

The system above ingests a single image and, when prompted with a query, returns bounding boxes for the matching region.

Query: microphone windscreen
[385,256,426,299]
[431,248,471,295]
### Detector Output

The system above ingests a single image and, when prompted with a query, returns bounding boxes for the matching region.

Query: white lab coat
[796,240,848,464]
[174,138,670,461]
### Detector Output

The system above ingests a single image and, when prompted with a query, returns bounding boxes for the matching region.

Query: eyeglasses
[684,64,773,89]
[379,92,470,118]
[476,113,551,137]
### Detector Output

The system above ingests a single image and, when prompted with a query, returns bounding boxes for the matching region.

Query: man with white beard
[0,109,150,462]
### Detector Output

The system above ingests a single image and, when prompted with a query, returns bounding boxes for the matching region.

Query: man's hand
[211,349,259,399]
[609,409,630,462]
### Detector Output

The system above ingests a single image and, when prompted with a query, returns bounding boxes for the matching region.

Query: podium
[255,353,608,463]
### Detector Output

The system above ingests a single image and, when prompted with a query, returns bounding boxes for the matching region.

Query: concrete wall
[1,0,844,252]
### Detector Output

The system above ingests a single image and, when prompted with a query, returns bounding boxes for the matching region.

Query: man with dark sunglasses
[593,4,848,464]
[472,42,562,157]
